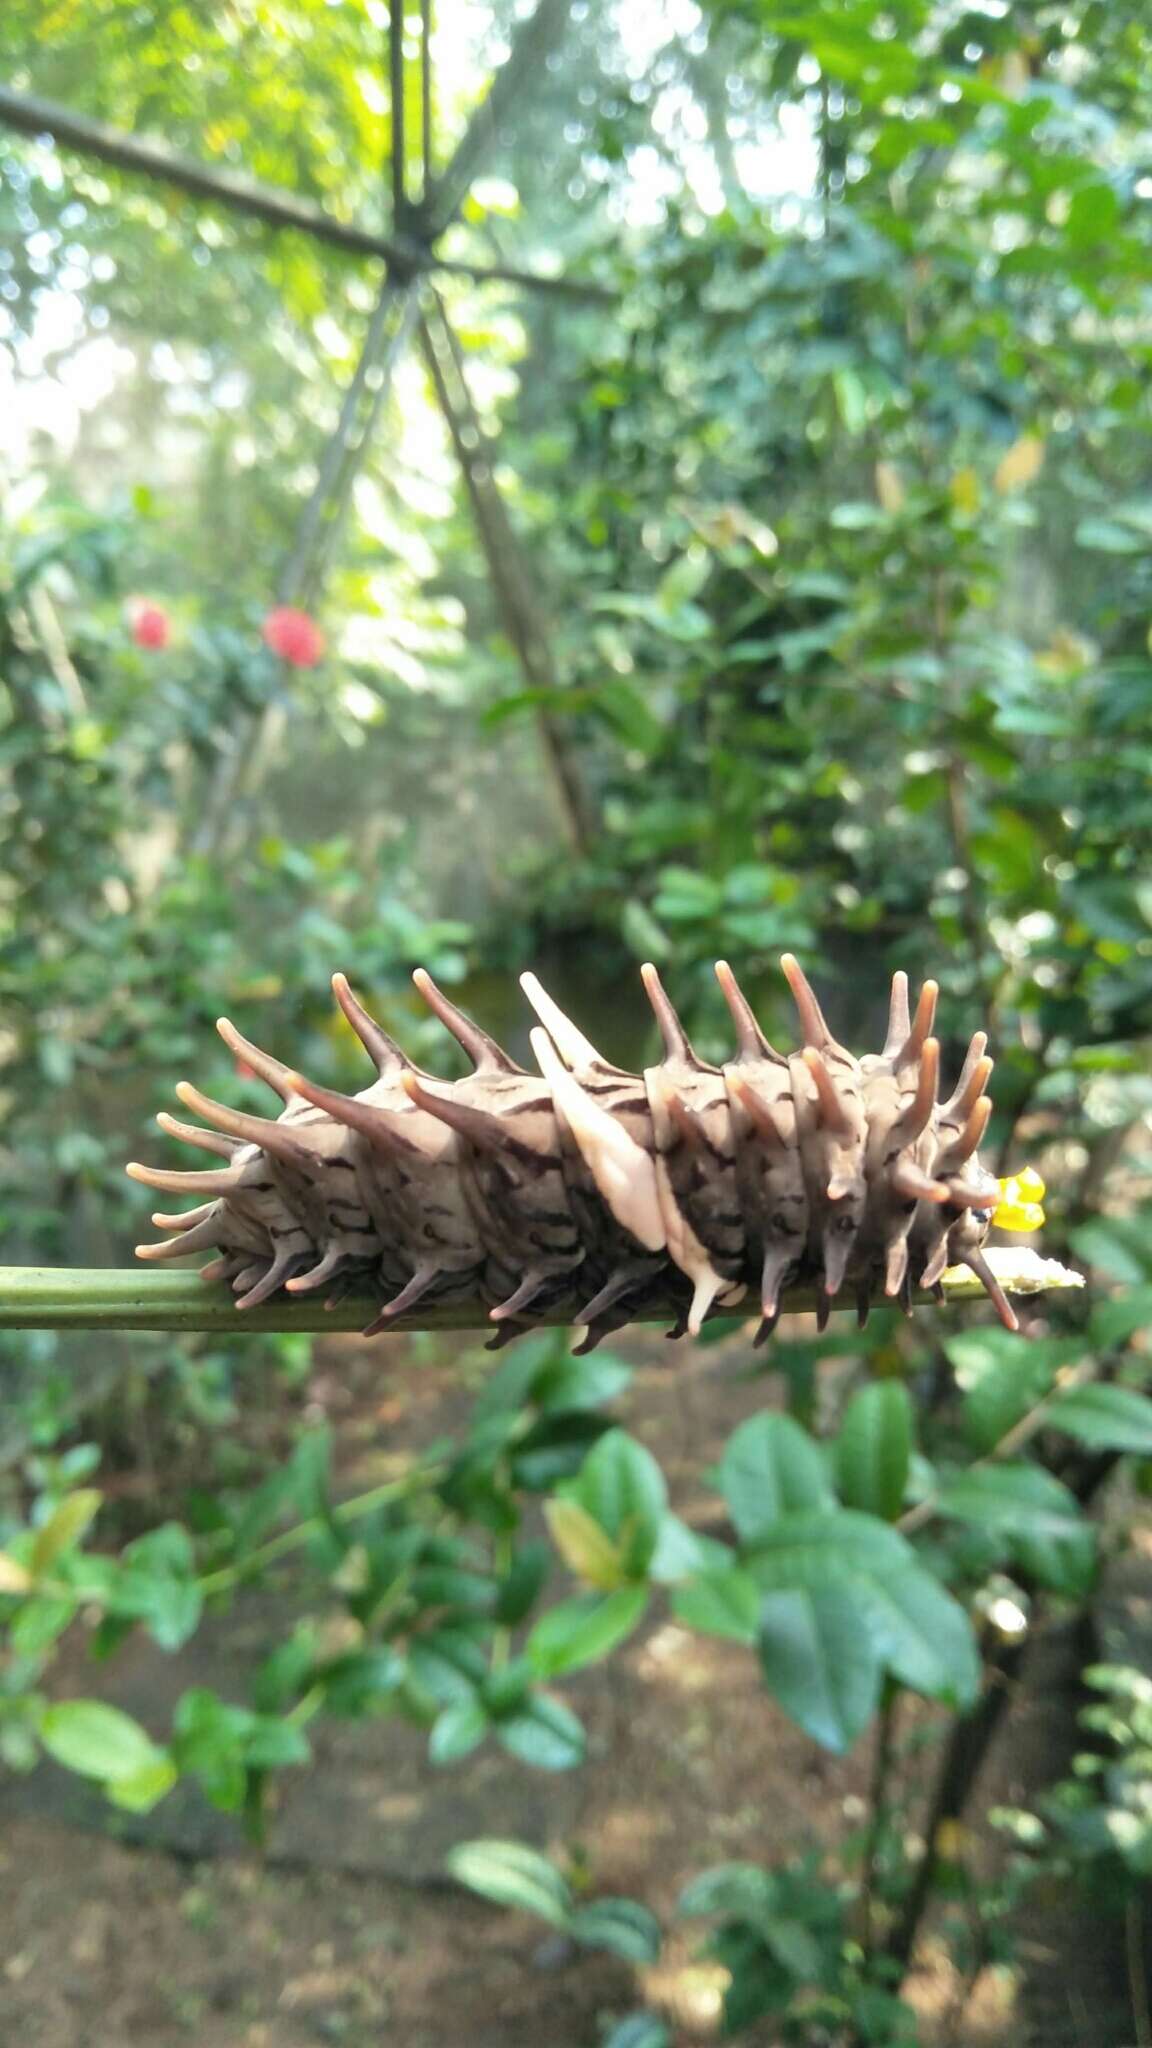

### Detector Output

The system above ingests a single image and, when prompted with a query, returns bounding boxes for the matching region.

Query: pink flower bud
[262,606,325,669]
[130,601,171,651]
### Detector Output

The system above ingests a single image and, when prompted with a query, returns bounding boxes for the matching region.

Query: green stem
[897,1355,1098,1536]
[197,1467,446,1595]
[0,1261,1081,1335]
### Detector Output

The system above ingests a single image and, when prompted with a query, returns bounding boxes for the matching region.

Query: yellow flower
[993,1168,1046,1233]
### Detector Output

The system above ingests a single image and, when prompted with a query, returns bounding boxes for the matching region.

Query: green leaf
[430,1697,490,1765]
[1047,1383,1152,1454]
[105,1757,179,1812]
[671,1567,760,1643]
[602,2016,671,2048]
[569,1429,667,1575]
[569,1897,662,1963]
[242,1717,311,1770]
[495,1692,586,1771]
[30,1490,102,1576]
[764,1914,825,1980]
[1070,1220,1151,1286]
[743,1508,909,1580]
[744,1511,978,1706]
[446,1839,573,1927]
[860,1568,980,1706]
[545,1499,629,1590]
[835,1382,912,1520]
[494,1542,551,1627]
[1012,1524,1096,1599]
[647,1512,732,1584]
[718,1413,835,1542]
[757,1584,882,1752]
[406,1628,488,1705]
[534,1350,633,1415]
[678,1862,775,1919]
[40,1700,166,1785]
[1089,1290,1152,1348]
[935,1463,1085,1539]
[945,1330,1070,1452]
[527,1586,648,1678]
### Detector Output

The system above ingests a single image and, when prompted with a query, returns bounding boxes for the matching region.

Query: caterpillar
[127,955,1021,1352]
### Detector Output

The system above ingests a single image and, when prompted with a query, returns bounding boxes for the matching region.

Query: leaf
[1075,518,1146,554]
[527,1587,648,1678]
[718,1413,835,1542]
[763,1915,824,1981]
[0,1553,32,1594]
[935,1463,1085,1539]
[568,1429,667,1575]
[447,1839,573,1927]
[1012,1524,1096,1599]
[994,436,1045,493]
[495,1692,586,1771]
[544,1499,628,1591]
[945,1329,1066,1453]
[429,1697,490,1765]
[569,1897,662,1962]
[1089,1289,1152,1347]
[860,1569,980,1707]
[30,1490,102,1576]
[949,468,981,518]
[39,1701,166,1785]
[1048,1383,1152,1454]
[602,2015,671,2048]
[671,1567,760,1642]
[744,1511,978,1707]
[744,1508,909,1580]
[835,1382,912,1521]
[534,1350,633,1415]
[406,1627,489,1705]
[494,1542,551,1626]
[647,1512,731,1584]
[757,1583,882,1752]
[874,461,905,513]
[1070,1219,1151,1285]
[106,1757,179,1812]
[678,1862,775,1919]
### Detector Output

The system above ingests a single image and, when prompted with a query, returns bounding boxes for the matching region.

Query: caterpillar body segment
[130,959,1027,1342]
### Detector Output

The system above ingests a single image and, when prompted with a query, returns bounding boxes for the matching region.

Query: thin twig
[197,1466,446,1595]
[1128,1895,1152,2048]
[898,1355,1097,1537]
[858,1687,900,1957]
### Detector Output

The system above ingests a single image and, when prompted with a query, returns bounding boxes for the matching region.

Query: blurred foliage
[2,0,1152,2038]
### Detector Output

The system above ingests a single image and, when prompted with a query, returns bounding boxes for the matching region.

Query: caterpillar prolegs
[128,956,1021,1352]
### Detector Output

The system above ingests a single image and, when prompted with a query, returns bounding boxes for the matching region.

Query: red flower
[130,601,171,651]
[262,606,324,669]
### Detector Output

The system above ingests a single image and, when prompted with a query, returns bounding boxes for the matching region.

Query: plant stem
[884,1623,1027,1976]
[197,1467,446,1595]
[859,1686,900,1958]
[1129,1895,1152,2048]
[0,1257,1083,1335]
[898,1356,1098,1536]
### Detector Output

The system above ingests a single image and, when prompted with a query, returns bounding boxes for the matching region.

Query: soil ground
[0,1322,1142,2047]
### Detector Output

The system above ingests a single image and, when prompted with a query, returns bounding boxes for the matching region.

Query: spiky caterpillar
[127,955,1019,1351]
